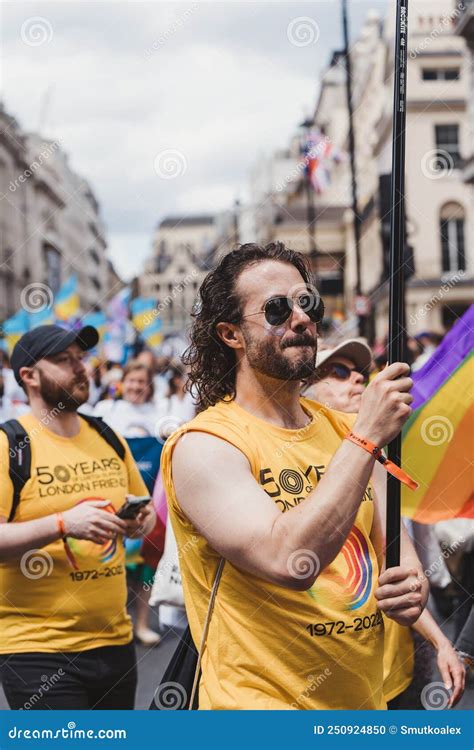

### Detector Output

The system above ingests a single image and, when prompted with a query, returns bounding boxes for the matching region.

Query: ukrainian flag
[54,275,79,321]
[131,297,156,332]
[29,307,55,329]
[81,311,107,339]
[143,317,163,348]
[2,309,29,352]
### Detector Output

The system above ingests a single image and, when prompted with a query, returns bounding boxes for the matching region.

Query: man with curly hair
[160,242,428,710]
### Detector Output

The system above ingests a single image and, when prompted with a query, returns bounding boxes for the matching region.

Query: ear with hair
[215,321,243,351]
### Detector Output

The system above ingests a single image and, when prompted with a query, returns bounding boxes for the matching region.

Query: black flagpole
[386,0,408,569]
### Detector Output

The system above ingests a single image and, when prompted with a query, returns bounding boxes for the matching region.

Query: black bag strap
[0,414,126,522]
[0,419,31,522]
[79,413,126,461]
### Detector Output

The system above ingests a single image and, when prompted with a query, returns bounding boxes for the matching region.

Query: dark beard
[38,371,90,412]
[243,328,317,381]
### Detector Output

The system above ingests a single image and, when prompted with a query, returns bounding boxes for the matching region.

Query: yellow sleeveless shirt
[161,398,386,710]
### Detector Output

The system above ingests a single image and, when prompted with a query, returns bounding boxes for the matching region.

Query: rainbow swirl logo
[339,526,373,610]
[67,536,117,564]
[66,498,118,564]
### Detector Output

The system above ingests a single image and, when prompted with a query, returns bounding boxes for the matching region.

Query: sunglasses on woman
[318,362,368,384]
[243,291,324,327]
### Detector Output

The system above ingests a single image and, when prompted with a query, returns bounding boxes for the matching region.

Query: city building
[139,210,239,336]
[249,0,473,342]
[0,104,117,324]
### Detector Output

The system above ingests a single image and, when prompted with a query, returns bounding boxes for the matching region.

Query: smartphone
[116,495,151,520]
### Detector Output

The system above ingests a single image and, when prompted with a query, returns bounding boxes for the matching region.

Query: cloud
[2,0,388,279]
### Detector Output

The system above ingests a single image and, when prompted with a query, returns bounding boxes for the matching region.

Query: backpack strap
[79,413,126,461]
[0,419,32,522]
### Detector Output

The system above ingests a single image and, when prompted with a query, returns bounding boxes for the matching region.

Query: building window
[90,276,101,291]
[422,68,460,81]
[434,124,460,169]
[89,247,100,265]
[43,244,61,295]
[440,203,466,273]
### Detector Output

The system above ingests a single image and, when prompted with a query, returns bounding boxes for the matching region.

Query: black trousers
[0,642,137,710]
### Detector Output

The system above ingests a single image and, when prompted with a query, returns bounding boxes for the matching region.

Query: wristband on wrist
[345,431,419,491]
[55,512,79,571]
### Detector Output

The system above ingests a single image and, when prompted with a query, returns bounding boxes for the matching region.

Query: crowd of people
[0,241,471,711]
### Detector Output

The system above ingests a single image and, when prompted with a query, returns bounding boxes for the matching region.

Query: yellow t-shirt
[383,617,414,702]
[0,413,147,654]
[161,397,386,710]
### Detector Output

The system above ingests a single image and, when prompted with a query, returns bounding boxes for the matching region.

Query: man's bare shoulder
[172,430,252,479]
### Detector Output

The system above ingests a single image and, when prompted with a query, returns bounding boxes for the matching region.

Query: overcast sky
[2,0,389,280]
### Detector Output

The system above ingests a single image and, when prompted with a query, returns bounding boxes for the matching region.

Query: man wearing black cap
[0,325,156,709]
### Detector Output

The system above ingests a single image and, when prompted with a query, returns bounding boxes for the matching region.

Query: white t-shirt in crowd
[153,374,169,403]
[2,368,28,405]
[93,399,160,438]
[0,397,30,422]
[156,392,196,424]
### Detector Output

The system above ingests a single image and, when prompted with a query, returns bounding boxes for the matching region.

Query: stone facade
[0,105,116,324]
[249,1,473,341]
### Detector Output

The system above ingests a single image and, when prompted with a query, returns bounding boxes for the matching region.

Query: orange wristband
[56,512,79,571]
[56,512,66,538]
[345,431,419,491]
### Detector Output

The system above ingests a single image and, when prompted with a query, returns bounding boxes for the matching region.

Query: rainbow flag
[54,275,79,321]
[2,309,29,352]
[401,306,474,523]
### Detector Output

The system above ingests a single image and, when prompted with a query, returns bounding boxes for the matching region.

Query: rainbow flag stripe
[401,306,474,523]
[341,526,373,610]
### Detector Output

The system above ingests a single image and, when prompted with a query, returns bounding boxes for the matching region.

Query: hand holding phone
[116,495,151,520]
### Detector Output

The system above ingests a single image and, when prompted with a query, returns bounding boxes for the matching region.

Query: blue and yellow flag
[2,309,29,352]
[54,275,79,321]
[131,297,155,332]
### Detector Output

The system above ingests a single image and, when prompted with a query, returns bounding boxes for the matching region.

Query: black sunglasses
[244,292,324,327]
[318,362,368,383]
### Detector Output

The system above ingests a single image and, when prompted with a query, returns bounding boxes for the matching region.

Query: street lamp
[341,0,366,338]
[299,117,319,283]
